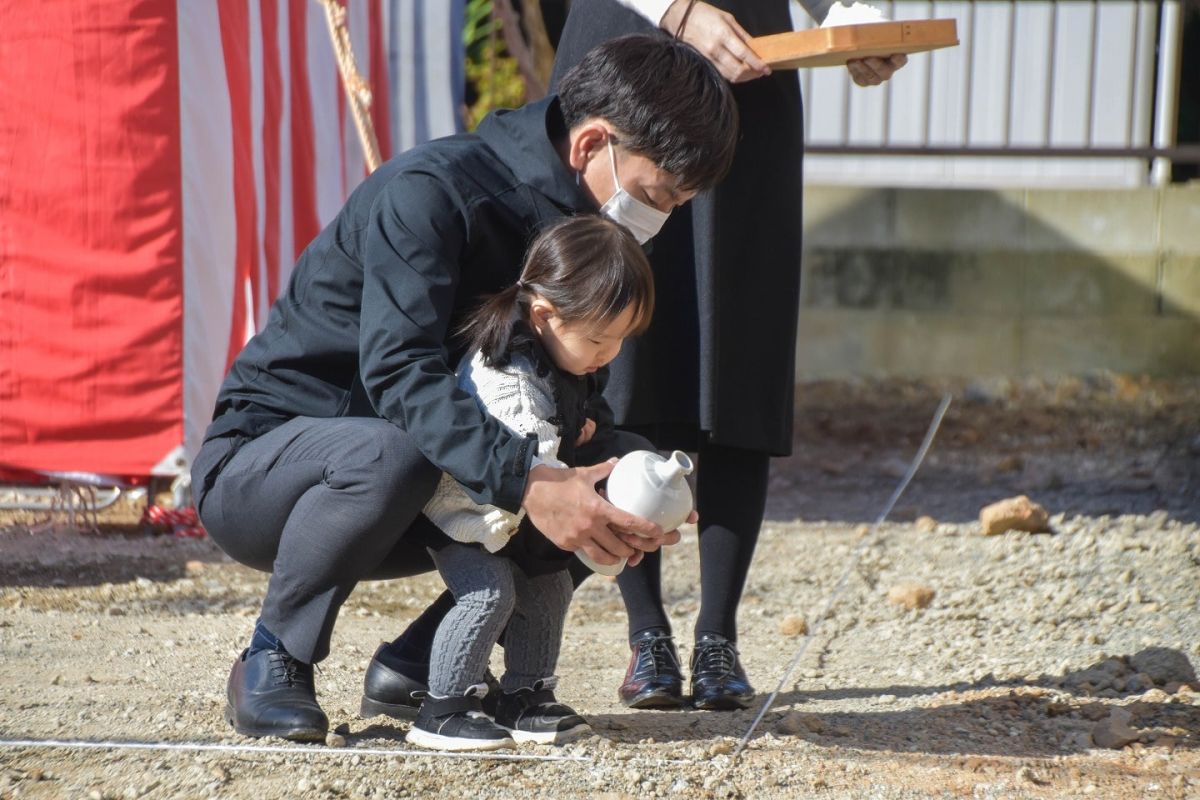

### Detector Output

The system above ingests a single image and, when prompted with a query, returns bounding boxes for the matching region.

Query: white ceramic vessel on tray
[577,450,694,577]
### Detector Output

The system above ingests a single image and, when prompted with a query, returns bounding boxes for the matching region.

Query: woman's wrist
[660,0,693,33]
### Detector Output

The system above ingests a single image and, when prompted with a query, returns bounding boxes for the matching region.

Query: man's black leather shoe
[618,630,684,709]
[360,642,428,720]
[225,647,328,741]
[689,634,755,710]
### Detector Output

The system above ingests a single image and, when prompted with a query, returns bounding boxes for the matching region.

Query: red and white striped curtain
[0,0,462,479]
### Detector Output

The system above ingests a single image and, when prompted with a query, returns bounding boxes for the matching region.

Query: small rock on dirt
[776,711,823,735]
[778,616,808,636]
[887,583,935,610]
[914,515,937,533]
[1129,647,1198,686]
[1091,708,1139,749]
[979,495,1051,535]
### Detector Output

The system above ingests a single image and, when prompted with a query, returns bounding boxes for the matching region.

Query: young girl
[406,215,655,752]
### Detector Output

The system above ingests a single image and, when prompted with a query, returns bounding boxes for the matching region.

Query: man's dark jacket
[202,97,601,513]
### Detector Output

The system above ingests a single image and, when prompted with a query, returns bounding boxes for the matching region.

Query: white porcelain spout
[653,450,693,486]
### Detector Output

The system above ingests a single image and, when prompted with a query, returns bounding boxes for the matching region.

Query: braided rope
[317,0,382,172]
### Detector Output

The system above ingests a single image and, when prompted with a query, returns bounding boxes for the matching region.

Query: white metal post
[1152,0,1184,185]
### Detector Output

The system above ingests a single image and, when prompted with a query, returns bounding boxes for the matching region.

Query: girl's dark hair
[459,216,655,364]
[557,33,739,192]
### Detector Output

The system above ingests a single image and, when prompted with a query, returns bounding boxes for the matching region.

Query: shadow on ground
[582,648,1200,758]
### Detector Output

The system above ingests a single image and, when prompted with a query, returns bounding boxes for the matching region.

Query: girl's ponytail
[455,283,526,364]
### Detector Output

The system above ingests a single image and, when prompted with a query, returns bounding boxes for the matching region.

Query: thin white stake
[0,738,588,763]
[727,393,953,765]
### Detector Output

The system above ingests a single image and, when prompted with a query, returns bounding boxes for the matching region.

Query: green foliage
[463,0,501,58]
[463,0,527,130]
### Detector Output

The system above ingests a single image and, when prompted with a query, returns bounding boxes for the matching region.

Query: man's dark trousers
[192,416,651,665]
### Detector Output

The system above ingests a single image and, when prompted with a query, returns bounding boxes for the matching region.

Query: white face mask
[598,138,670,244]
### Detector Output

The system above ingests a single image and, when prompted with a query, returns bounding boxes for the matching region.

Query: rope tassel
[317,0,382,172]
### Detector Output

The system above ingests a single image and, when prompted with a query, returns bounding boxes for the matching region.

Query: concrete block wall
[796,185,1200,378]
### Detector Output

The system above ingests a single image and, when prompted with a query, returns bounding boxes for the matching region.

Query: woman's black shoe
[689,634,755,711]
[225,648,328,741]
[618,630,685,709]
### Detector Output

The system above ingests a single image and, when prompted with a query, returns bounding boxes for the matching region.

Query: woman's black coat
[551,0,805,456]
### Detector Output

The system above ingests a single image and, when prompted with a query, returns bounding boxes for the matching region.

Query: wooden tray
[749,19,958,69]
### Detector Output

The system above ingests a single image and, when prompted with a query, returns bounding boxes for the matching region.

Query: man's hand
[522,461,682,569]
[661,0,771,84]
[846,53,908,86]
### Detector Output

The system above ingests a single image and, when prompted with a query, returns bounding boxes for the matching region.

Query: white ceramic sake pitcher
[577,450,695,576]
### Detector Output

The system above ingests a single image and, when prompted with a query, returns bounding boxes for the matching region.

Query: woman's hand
[660,0,771,83]
[846,53,908,86]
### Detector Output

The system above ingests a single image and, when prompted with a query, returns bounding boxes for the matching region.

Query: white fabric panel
[249,0,269,330]
[614,0,673,26]
[277,0,296,275]
[178,0,237,461]
[420,0,460,142]
[307,4,344,223]
[390,0,462,154]
[393,0,417,150]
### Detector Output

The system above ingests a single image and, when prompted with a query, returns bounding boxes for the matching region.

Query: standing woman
[550,0,907,710]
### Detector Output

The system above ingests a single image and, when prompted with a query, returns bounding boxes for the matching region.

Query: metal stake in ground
[725,393,953,766]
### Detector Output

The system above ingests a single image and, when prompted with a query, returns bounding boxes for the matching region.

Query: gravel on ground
[1,377,1197,799]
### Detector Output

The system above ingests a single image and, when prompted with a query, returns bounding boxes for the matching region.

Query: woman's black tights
[616,441,770,644]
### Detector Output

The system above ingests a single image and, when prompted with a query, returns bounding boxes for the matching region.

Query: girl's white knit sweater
[421,349,567,552]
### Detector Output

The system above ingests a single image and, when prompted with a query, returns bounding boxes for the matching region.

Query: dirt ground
[1,376,1198,800]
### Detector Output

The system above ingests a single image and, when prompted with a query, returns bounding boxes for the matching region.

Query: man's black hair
[557,33,739,192]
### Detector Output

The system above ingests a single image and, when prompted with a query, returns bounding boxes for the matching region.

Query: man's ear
[567,120,609,172]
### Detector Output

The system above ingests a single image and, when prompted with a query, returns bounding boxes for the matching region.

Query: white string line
[0,738,589,763]
[727,393,954,764]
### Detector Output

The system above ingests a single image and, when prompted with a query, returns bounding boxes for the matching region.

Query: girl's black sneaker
[406,686,514,752]
[494,678,591,745]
